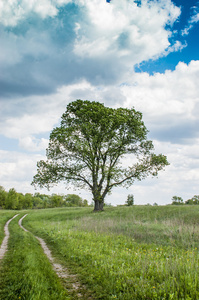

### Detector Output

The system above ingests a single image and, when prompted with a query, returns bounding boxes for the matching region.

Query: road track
[0,214,19,260]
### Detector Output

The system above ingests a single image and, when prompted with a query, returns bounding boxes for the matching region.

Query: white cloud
[121,60,199,129]
[0,149,53,195]
[0,0,72,26]
[161,40,187,57]
[0,150,42,182]
[181,4,199,36]
[19,137,49,152]
[0,25,55,70]
[74,0,181,64]
[1,114,57,139]
[191,12,199,24]
[0,80,97,142]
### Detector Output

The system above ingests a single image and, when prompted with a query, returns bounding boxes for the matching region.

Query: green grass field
[1,205,199,299]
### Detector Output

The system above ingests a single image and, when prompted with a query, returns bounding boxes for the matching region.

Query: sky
[0,0,199,205]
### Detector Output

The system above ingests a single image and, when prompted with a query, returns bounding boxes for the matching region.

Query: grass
[21,205,199,299]
[0,213,70,300]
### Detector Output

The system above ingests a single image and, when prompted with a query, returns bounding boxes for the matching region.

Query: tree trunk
[93,199,104,212]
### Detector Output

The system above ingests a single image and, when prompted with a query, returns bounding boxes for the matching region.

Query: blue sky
[0,0,199,205]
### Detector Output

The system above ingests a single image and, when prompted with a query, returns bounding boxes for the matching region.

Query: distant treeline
[0,186,89,210]
[171,195,199,205]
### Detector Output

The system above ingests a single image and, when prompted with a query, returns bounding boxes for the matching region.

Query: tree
[5,188,18,210]
[185,195,199,205]
[16,193,25,210]
[126,194,134,206]
[83,199,89,207]
[32,193,50,208]
[23,193,33,209]
[0,186,6,209]
[171,196,184,205]
[32,100,169,211]
[191,195,199,205]
[50,194,64,207]
[32,195,44,209]
[64,194,84,207]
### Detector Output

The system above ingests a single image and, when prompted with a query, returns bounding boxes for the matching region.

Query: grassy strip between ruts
[0,210,18,245]
[0,214,70,300]
[23,207,199,300]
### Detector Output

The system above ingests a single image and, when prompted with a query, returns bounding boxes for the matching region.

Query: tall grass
[23,206,199,299]
[73,206,199,249]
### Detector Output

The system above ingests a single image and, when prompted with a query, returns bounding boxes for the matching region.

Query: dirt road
[0,215,18,260]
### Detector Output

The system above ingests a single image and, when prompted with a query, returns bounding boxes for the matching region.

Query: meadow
[0,205,199,299]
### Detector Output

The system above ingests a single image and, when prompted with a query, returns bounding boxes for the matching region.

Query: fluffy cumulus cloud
[122,60,199,143]
[74,0,181,62]
[0,0,72,26]
[0,0,181,98]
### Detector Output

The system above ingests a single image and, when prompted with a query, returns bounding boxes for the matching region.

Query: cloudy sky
[1,0,199,205]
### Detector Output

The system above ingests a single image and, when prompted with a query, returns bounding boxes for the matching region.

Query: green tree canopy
[0,186,6,209]
[32,100,169,211]
[126,194,134,206]
[50,194,64,208]
[5,188,18,210]
[64,194,85,207]
[185,195,199,205]
[171,196,184,205]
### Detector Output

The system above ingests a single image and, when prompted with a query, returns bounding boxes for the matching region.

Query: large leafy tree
[32,100,169,211]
